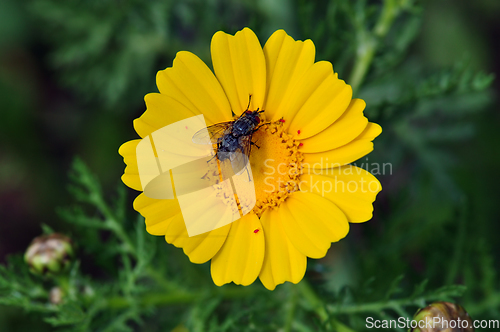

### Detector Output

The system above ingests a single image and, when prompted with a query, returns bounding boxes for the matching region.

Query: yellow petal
[134,192,230,264]
[356,122,382,141]
[166,214,231,264]
[298,99,368,153]
[301,166,382,223]
[262,30,315,121]
[133,193,181,235]
[118,139,143,191]
[303,139,374,169]
[211,214,265,286]
[134,93,199,138]
[211,28,266,115]
[164,196,232,264]
[259,208,307,290]
[279,192,349,259]
[302,122,382,169]
[287,62,352,140]
[135,51,232,138]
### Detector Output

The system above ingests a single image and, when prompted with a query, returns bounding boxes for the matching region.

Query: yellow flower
[119,28,382,290]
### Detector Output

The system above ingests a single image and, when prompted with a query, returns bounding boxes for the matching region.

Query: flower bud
[24,233,74,276]
[410,302,474,332]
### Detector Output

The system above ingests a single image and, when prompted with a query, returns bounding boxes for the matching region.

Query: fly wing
[215,136,252,181]
[230,135,252,176]
[192,122,233,145]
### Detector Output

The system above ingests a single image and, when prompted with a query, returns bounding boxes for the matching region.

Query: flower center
[250,121,303,217]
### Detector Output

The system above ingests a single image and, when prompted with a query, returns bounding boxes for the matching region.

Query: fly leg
[250,141,260,149]
[207,143,220,163]
[253,121,270,132]
[246,94,252,111]
[246,165,251,182]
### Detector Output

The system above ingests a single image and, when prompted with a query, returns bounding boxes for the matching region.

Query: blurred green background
[1,0,499,331]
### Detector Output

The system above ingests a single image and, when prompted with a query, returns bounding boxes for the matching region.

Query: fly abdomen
[218,135,240,160]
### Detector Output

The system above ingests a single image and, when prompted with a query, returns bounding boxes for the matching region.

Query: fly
[192,96,264,177]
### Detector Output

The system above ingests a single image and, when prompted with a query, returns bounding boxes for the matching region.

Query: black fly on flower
[192,96,264,177]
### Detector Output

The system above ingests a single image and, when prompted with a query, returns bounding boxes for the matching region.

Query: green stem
[296,280,329,321]
[348,0,400,92]
[283,284,298,332]
[55,275,73,302]
[348,31,377,94]
[333,320,359,332]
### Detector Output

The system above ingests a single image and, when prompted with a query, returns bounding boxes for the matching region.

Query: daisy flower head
[119,28,382,290]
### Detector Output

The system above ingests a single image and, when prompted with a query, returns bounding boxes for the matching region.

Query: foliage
[0,159,473,331]
[1,0,499,331]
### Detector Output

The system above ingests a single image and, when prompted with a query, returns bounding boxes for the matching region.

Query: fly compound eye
[246,111,252,115]
[255,116,260,124]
